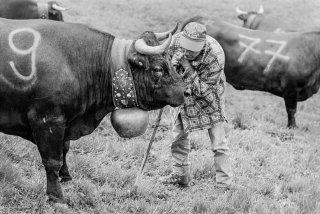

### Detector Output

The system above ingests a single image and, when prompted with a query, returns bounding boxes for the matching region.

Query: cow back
[0,0,38,19]
[197,19,320,96]
[0,18,116,140]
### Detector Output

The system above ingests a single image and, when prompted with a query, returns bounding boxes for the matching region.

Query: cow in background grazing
[0,0,67,21]
[236,5,288,32]
[0,19,186,202]
[236,5,266,30]
[236,6,320,33]
[181,16,320,128]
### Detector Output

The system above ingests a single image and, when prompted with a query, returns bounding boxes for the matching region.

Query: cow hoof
[288,124,297,129]
[60,176,72,183]
[48,194,66,204]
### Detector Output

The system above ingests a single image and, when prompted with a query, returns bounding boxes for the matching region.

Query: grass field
[0,0,320,213]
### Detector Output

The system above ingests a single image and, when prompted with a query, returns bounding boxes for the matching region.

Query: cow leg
[284,92,297,128]
[28,110,66,203]
[59,140,72,182]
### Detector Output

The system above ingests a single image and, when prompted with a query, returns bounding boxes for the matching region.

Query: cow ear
[127,52,149,70]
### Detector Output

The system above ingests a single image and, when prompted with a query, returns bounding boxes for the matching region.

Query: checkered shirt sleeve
[187,36,225,97]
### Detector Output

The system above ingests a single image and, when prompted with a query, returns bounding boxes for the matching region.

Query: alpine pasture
[0,0,319,213]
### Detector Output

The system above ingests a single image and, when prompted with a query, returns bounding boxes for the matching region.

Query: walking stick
[134,108,164,187]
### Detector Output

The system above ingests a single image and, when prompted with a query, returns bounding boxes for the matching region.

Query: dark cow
[0,0,67,21]
[235,5,317,32]
[0,18,186,202]
[236,6,293,32]
[182,16,320,128]
[236,5,266,30]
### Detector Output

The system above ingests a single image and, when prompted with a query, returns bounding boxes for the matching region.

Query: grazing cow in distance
[236,5,266,30]
[0,19,186,202]
[181,16,320,128]
[0,0,67,21]
[236,5,289,32]
[236,6,320,33]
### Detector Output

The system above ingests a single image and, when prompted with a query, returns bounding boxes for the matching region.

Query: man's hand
[171,49,185,66]
[179,57,191,69]
[172,49,195,80]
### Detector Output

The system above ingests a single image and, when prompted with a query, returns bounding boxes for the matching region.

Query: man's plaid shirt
[169,34,227,132]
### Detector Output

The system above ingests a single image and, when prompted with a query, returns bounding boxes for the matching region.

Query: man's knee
[211,134,229,151]
[171,135,191,153]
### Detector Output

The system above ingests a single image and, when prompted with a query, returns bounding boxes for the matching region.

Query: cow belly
[64,109,108,141]
[0,112,32,140]
[298,86,320,101]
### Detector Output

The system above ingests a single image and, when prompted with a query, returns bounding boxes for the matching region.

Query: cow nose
[184,87,191,97]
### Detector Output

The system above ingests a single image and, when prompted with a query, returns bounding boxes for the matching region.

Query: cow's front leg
[29,112,66,203]
[59,140,72,182]
[284,92,297,128]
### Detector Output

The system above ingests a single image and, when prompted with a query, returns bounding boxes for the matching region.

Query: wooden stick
[134,108,164,186]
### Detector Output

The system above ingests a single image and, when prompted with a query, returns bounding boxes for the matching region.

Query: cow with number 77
[182,16,320,128]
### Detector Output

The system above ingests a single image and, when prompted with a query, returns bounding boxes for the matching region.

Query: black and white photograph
[0,0,319,213]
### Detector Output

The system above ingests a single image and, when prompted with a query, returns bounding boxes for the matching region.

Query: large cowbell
[111,107,149,138]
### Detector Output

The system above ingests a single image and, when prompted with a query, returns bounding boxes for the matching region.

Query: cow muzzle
[184,86,191,97]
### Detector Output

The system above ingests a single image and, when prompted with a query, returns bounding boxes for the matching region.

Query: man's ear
[127,52,149,70]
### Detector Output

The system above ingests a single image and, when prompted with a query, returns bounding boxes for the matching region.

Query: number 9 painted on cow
[8,28,41,81]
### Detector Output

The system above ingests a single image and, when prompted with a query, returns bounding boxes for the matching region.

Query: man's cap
[180,22,206,52]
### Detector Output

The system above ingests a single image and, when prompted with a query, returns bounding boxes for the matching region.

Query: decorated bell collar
[110,39,148,138]
[112,68,138,109]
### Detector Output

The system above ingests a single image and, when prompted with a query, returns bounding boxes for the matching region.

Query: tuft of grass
[66,179,101,210]
[0,155,21,185]
[130,141,145,159]
[192,199,209,214]
[192,158,215,181]
[295,184,320,214]
[232,112,251,130]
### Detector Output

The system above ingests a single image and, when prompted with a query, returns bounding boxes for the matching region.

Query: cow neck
[37,3,49,19]
[110,38,139,110]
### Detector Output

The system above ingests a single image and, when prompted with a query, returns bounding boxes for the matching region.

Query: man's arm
[180,56,224,97]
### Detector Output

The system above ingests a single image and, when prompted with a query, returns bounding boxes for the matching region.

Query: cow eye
[154,67,163,78]
[154,71,163,78]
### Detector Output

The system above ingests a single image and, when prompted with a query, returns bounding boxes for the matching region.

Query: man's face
[183,48,201,60]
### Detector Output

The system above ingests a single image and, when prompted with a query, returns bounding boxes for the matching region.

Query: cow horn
[236,7,247,15]
[154,23,179,41]
[135,33,172,55]
[258,5,264,14]
[52,3,69,11]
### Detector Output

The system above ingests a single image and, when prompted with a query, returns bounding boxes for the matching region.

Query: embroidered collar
[37,3,49,19]
[112,68,138,109]
[110,38,138,110]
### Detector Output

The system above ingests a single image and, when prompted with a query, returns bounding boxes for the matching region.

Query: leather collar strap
[37,3,49,19]
[111,39,138,109]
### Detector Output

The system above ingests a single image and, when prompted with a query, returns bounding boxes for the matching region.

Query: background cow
[0,18,186,202]
[235,5,319,32]
[181,16,320,128]
[236,5,267,30]
[0,0,67,21]
[235,5,288,32]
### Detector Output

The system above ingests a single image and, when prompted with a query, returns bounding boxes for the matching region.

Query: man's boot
[214,150,233,188]
[159,166,192,187]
